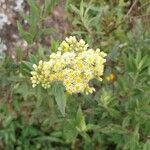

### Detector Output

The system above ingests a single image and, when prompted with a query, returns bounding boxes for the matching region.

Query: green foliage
[0,0,150,149]
[17,0,58,45]
[52,84,66,116]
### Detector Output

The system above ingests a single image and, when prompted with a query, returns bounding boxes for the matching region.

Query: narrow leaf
[52,84,66,116]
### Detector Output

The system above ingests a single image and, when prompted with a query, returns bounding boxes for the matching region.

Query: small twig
[125,0,138,18]
[129,14,150,19]
[103,0,140,36]
[94,0,148,36]
[104,22,124,36]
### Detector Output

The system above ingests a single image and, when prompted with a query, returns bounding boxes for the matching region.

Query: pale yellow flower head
[31,36,107,94]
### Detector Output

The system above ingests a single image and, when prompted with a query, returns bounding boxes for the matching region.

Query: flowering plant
[0,0,149,149]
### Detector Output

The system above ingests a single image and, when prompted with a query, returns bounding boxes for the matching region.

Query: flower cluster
[31,36,107,94]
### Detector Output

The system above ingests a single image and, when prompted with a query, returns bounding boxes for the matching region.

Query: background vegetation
[0,0,150,149]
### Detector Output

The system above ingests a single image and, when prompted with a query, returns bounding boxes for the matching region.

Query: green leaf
[52,84,66,116]
[39,28,54,36]
[17,21,33,44]
[100,124,127,134]
[43,0,59,17]
[33,136,63,143]
[15,81,33,100]
[50,40,60,52]
[29,54,38,64]
[138,55,148,70]
[63,119,78,143]
[98,88,113,107]
[135,50,142,66]
[76,107,86,132]
[27,0,40,29]
[143,141,150,150]
[128,124,140,150]
[20,61,33,76]
[70,4,80,16]
[80,0,84,17]
[3,116,13,127]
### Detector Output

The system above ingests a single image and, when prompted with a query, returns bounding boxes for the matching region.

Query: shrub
[0,0,150,149]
